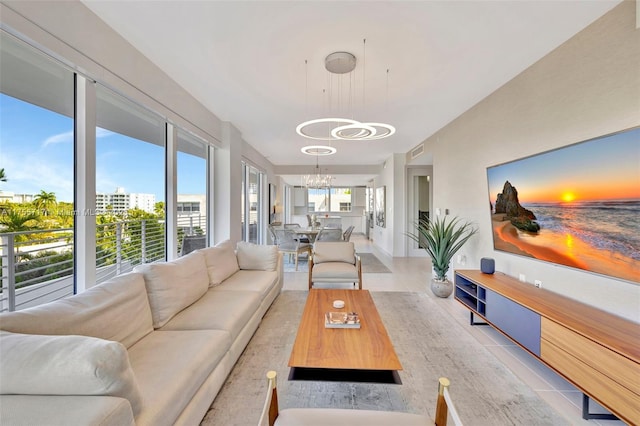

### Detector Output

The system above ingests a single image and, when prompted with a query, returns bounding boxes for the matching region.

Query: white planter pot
[430,278,453,298]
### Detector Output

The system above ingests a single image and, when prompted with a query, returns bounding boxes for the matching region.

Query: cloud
[42,131,73,147]
[42,128,115,147]
[1,155,74,202]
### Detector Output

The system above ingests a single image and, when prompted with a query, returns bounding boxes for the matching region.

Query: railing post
[1,235,16,312]
[189,216,194,236]
[6,235,16,312]
[141,220,147,264]
[116,222,122,275]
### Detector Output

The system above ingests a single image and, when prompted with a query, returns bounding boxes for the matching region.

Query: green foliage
[406,216,478,281]
[33,190,57,216]
[0,209,40,240]
[15,250,73,287]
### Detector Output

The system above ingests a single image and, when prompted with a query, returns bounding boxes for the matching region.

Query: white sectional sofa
[0,240,283,426]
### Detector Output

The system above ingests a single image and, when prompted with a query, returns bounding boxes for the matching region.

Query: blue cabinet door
[486,289,541,356]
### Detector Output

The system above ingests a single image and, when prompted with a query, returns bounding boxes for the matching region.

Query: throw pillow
[198,240,240,286]
[0,331,143,416]
[134,251,209,328]
[236,241,278,271]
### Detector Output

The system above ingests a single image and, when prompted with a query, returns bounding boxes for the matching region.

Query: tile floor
[282,233,624,425]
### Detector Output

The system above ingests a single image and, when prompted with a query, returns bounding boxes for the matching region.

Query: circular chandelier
[296,45,395,142]
[300,144,337,155]
[296,118,395,141]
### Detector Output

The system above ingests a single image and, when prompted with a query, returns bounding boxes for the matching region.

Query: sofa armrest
[0,331,143,416]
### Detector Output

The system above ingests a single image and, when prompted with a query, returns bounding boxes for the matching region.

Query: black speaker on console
[480,257,495,274]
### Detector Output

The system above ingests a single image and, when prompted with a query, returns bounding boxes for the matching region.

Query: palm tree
[33,190,57,216]
[0,210,40,241]
[0,168,6,182]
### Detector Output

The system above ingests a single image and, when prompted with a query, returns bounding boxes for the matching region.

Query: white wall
[424,1,640,321]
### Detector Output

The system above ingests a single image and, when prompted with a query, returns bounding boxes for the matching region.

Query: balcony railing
[0,228,74,313]
[1,215,208,312]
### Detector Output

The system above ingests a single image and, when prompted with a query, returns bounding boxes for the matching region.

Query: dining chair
[283,223,309,243]
[268,224,279,245]
[274,228,311,271]
[315,227,343,242]
[342,225,355,242]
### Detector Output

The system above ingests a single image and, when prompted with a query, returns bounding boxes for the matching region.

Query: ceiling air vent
[411,144,424,159]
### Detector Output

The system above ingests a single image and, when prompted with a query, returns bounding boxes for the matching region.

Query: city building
[95,187,156,214]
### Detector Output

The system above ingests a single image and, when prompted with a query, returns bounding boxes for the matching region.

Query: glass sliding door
[177,129,208,256]
[241,162,265,244]
[95,85,165,282]
[0,31,75,311]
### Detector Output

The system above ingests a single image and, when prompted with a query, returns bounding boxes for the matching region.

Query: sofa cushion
[0,395,135,426]
[215,270,279,299]
[0,331,143,416]
[127,330,230,426]
[0,272,153,349]
[198,240,240,287]
[134,251,209,328]
[236,241,278,271]
[160,289,262,341]
[313,242,356,264]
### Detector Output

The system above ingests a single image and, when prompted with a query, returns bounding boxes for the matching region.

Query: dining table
[291,227,321,243]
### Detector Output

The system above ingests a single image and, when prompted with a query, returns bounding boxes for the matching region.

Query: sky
[0,94,206,203]
[487,127,640,204]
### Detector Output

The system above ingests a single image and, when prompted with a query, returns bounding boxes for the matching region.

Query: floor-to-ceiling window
[0,31,75,311]
[0,28,216,310]
[94,86,165,282]
[177,129,208,255]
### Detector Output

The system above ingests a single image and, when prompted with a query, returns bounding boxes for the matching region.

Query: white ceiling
[82,0,619,185]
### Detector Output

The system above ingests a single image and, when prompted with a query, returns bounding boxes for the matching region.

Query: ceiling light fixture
[302,153,334,189]
[296,41,395,142]
[300,145,337,156]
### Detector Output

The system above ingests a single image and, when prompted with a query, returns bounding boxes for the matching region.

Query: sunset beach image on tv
[487,127,640,284]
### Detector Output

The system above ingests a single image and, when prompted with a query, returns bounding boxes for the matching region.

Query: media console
[454,270,640,424]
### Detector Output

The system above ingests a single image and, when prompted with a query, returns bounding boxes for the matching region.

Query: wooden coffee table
[288,289,402,383]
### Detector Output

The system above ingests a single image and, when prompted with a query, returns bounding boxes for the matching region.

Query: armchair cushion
[134,251,209,328]
[312,262,359,280]
[198,240,240,286]
[312,242,356,264]
[236,242,278,271]
[0,331,143,416]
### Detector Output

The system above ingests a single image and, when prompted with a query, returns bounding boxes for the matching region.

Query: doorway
[407,168,432,257]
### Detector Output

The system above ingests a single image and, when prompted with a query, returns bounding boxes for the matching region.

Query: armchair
[308,241,362,289]
[258,370,460,426]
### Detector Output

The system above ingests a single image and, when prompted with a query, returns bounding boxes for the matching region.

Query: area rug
[283,252,391,273]
[201,291,567,426]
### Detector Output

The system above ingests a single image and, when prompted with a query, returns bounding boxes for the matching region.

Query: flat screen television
[486,127,639,284]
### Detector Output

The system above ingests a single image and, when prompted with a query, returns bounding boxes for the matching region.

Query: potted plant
[406,215,478,298]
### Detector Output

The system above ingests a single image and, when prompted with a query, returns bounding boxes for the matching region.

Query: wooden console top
[455,270,640,364]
